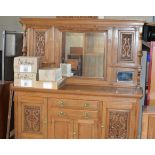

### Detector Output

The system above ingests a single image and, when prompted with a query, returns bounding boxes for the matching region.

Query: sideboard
[13,18,144,139]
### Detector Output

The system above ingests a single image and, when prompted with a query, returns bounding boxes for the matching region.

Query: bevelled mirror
[62,31,107,79]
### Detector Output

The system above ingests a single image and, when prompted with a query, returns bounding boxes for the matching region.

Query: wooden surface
[14,84,142,139]
[0,81,11,139]
[13,84,142,98]
[15,18,144,139]
[141,106,155,138]
[149,42,155,105]
[20,18,144,87]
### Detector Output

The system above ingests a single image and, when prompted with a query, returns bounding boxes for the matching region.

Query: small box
[14,72,37,81]
[60,63,72,76]
[14,56,40,73]
[34,78,65,89]
[39,68,62,82]
[14,79,36,87]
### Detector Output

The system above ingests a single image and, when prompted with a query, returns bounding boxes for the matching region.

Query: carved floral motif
[108,111,129,138]
[35,31,45,56]
[24,105,40,132]
[120,33,133,61]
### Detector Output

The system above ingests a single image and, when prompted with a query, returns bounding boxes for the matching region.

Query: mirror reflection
[62,31,107,78]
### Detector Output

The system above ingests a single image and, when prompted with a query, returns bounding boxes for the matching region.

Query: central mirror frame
[61,31,107,79]
[56,26,113,85]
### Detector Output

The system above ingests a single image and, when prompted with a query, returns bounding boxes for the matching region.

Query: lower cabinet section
[48,103,101,139]
[15,94,138,139]
[16,96,48,138]
[104,102,136,138]
[49,118,73,139]
[48,118,99,139]
[74,120,99,139]
[141,106,155,138]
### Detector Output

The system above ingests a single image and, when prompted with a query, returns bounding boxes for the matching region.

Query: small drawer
[48,98,99,110]
[50,108,99,120]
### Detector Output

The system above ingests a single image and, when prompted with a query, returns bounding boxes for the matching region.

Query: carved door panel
[17,96,47,138]
[113,28,138,66]
[48,117,74,139]
[104,102,136,139]
[74,119,99,139]
[27,27,62,67]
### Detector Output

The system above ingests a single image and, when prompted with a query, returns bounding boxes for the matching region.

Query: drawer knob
[83,103,90,108]
[58,100,64,107]
[58,111,66,117]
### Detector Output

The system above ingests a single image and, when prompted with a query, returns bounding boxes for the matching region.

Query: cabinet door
[104,102,136,139]
[148,115,155,138]
[27,27,61,67]
[17,96,47,138]
[74,119,99,139]
[48,117,74,139]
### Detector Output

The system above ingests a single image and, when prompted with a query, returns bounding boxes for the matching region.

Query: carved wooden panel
[107,110,129,138]
[118,31,135,63]
[35,31,45,57]
[27,28,55,66]
[24,105,41,132]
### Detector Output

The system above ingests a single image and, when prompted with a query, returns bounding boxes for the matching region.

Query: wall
[0,16,56,50]
[0,16,22,50]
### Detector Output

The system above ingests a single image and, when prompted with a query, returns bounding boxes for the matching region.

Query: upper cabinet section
[20,18,144,86]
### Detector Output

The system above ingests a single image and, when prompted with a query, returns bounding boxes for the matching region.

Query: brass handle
[58,111,66,117]
[101,123,105,128]
[83,103,90,108]
[58,100,65,107]
[83,112,90,119]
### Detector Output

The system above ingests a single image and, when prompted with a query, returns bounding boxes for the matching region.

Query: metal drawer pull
[58,111,66,117]
[83,103,90,108]
[58,100,64,107]
[83,112,90,119]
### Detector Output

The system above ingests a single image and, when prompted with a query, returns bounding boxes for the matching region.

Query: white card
[21,80,32,87]
[20,65,32,72]
[43,82,52,89]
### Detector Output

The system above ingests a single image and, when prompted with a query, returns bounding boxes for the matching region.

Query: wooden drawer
[49,108,99,120]
[48,98,99,110]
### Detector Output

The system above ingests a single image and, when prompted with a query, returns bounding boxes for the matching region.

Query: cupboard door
[48,117,74,139]
[113,28,138,66]
[148,115,155,138]
[27,27,61,67]
[74,119,99,139]
[17,96,47,138]
[104,102,136,139]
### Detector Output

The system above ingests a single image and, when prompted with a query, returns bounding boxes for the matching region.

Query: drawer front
[48,98,99,110]
[49,108,99,120]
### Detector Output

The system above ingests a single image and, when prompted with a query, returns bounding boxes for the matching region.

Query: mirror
[62,31,107,78]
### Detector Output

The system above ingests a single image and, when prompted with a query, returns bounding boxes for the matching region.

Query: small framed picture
[117,71,134,82]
